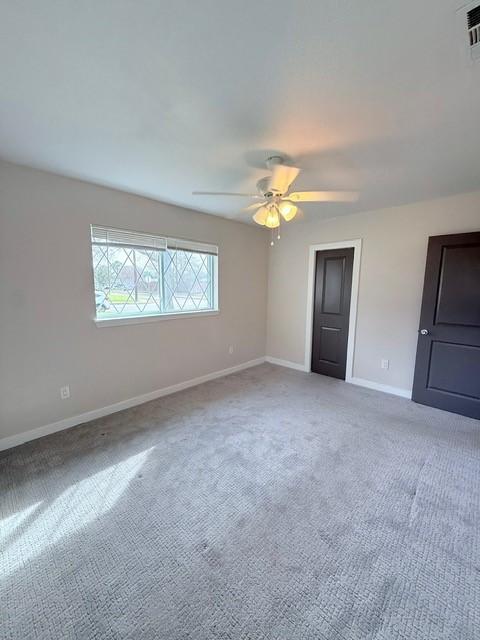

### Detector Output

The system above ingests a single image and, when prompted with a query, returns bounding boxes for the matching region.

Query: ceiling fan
[193,156,358,239]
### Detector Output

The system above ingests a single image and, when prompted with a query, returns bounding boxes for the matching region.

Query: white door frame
[304,239,362,381]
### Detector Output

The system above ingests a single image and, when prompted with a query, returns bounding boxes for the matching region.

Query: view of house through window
[91,225,218,320]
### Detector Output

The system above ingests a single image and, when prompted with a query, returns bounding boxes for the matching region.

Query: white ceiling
[1,1,479,223]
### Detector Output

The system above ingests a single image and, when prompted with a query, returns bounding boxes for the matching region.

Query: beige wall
[0,162,268,440]
[2,159,479,444]
[267,191,480,392]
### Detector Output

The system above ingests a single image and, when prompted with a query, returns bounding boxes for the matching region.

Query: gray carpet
[1,364,480,640]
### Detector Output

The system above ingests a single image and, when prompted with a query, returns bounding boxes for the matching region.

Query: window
[91,225,218,322]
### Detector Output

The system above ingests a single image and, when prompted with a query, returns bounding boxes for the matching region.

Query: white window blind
[91,225,167,250]
[166,238,218,256]
[91,226,218,255]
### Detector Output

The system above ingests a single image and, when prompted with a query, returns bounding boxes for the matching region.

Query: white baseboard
[265,357,412,399]
[348,376,412,399]
[265,356,308,372]
[0,357,266,452]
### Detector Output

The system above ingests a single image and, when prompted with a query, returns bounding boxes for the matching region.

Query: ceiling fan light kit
[278,200,297,221]
[193,155,358,245]
[265,206,280,229]
[252,206,268,226]
[253,202,293,227]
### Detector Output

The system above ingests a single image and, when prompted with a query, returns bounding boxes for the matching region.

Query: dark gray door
[412,232,480,420]
[311,248,354,380]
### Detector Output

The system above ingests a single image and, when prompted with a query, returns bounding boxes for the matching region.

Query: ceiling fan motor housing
[256,176,281,198]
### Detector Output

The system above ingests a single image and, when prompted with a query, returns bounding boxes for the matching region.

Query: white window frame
[90,225,219,327]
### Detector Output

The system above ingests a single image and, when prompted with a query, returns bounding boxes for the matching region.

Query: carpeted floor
[1,364,480,639]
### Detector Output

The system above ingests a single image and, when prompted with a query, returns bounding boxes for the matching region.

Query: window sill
[95,310,219,328]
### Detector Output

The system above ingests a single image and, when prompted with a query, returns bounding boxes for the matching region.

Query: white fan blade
[268,165,300,194]
[244,201,267,211]
[192,191,262,198]
[288,191,359,203]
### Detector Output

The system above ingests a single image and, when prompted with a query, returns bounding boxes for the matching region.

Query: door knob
[420,329,429,335]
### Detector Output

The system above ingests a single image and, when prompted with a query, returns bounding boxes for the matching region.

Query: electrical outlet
[228,345,234,355]
[381,359,389,370]
[60,385,70,400]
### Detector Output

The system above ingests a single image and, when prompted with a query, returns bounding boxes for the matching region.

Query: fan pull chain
[269,207,282,247]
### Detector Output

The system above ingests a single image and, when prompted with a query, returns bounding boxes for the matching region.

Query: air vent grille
[468,5,480,46]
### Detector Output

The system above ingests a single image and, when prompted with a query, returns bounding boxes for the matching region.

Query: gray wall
[267,191,480,392]
[0,162,268,439]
